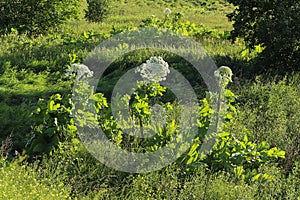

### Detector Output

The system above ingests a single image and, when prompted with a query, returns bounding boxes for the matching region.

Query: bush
[0,0,80,35]
[85,0,111,23]
[227,0,300,73]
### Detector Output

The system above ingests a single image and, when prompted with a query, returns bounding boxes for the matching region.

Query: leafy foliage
[227,0,300,72]
[25,94,76,155]
[0,0,80,35]
[25,67,108,155]
[181,66,285,183]
[25,57,286,187]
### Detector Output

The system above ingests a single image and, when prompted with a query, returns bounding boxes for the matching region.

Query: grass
[0,0,299,199]
[0,159,70,199]
[68,0,234,34]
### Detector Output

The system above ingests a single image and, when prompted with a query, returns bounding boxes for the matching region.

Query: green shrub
[227,0,300,72]
[0,0,80,35]
[85,0,111,23]
[25,60,286,184]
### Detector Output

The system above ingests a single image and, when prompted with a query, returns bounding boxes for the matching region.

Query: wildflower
[214,66,233,87]
[163,8,172,15]
[65,63,94,81]
[135,56,170,83]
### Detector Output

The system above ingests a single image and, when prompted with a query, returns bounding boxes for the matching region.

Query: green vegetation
[85,0,111,23]
[0,159,70,199]
[0,0,80,35]
[227,0,300,72]
[0,0,299,199]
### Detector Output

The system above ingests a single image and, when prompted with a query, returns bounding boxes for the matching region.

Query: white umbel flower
[163,8,172,15]
[214,66,233,87]
[66,63,94,81]
[135,56,170,83]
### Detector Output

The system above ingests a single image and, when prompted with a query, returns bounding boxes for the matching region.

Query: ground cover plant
[0,0,299,199]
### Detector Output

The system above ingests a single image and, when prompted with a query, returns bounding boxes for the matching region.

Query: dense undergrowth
[0,0,299,199]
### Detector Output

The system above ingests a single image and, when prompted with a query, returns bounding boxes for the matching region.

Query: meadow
[0,0,299,199]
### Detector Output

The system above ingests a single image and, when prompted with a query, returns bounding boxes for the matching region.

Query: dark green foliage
[25,94,75,155]
[25,86,108,156]
[0,0,80,35]
[0,103,33,152]
[85,0,111,23]
[227,0,300,72]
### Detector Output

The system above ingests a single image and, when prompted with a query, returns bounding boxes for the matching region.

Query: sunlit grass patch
[0,159,70,199]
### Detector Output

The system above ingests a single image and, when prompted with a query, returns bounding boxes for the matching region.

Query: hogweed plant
[163,8,172,16]
[25,56,285,184]
[65,63,94,81]
[183,66,285,184]
[110,56,174,151]
[25,63,107,156]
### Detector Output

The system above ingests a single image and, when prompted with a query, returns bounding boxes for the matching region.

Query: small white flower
[66,63,94,81]
[135,56,170,83]
[163,8,172,15]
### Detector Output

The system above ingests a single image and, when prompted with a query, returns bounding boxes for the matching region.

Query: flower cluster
[135,56,170,83]
[65,63,94,81]
[163,8,172,15]
[214,66,233,87]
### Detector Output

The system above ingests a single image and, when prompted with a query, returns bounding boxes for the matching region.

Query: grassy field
[0,0,299,199]
[69,0,233,33]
